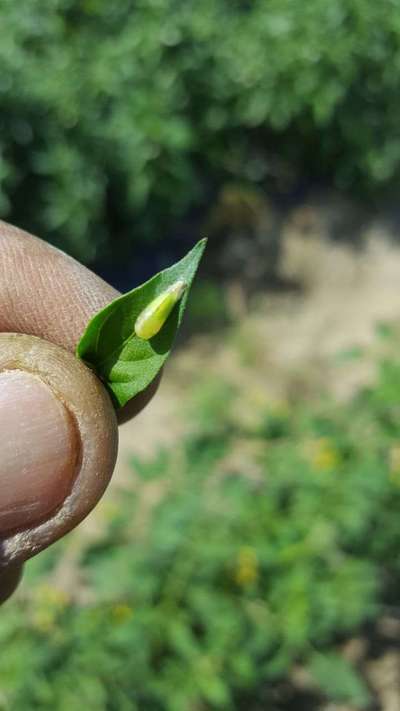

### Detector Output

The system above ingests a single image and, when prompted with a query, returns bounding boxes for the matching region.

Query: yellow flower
[35,584,70,609]
[235,546,259,587]
[32,609,56,633]
[31,584,70,633]
[305,438,339,472]
[111,604,134,624]
[389,444,400,486]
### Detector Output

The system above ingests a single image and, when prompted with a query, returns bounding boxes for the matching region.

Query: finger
[0,220,118,351]
[0,333,118,566]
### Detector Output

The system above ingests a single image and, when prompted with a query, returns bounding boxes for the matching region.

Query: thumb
[0,333,118,569]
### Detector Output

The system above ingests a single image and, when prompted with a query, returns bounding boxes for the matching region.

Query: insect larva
[135,280,187,340]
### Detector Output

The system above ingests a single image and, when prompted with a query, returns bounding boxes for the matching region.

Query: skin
[0,220,160,603]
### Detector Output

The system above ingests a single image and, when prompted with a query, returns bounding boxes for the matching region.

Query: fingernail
[0,371,78,533]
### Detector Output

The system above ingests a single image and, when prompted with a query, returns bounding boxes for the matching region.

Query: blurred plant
[1,1,400,263]
[3,336,400,708]
[185,280,231,335]
[204,185,281,289]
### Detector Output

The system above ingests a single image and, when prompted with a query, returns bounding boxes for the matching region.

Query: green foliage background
[3,338,400,709]
[1,0,400,261]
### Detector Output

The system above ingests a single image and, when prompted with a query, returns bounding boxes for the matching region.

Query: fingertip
[0,334,118,567]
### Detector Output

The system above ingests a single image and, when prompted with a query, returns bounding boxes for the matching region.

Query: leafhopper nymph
[135,280,187,340]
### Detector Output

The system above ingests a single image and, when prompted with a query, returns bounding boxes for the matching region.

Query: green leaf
[76,239,207,407]
[375,321,394,341]
[335,346,365,363]
[309,652,370,707]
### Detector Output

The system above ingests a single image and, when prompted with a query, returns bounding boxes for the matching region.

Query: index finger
[0,220,118,351]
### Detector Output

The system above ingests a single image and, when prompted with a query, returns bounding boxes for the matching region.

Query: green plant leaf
[76,239,207,407]
[309,652,370,707]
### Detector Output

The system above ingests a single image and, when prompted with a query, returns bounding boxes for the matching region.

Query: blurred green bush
[1,0,400,262]
[3,346,400,709]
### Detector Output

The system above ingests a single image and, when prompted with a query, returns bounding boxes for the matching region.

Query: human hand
[0,221,159,603]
